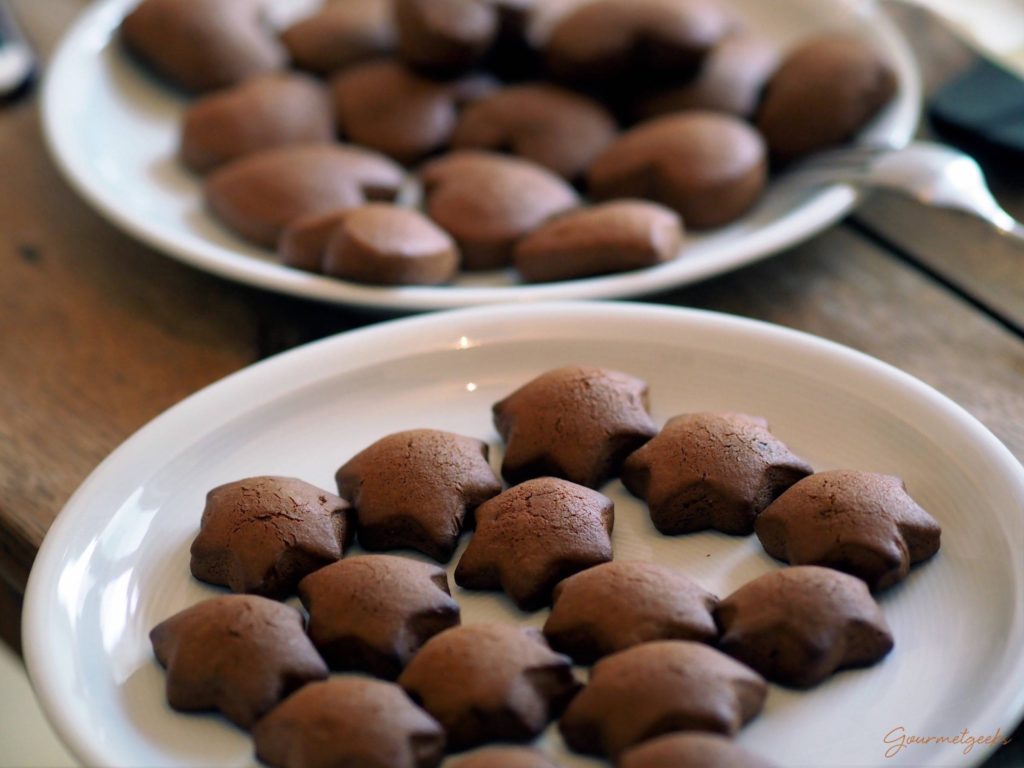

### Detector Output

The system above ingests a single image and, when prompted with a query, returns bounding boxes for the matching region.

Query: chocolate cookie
[180,73,334,174]
[545,0,735,86]
[331,60,494,165]
[559,640,767,759]
[322,204,460,285]
[633,33,779,121]
[298,555,460,679]
[755,470,942,591]
[252,678,445,768]
[622,412,813,536]
[620,733,777,768]
[395,0,499,74]
[493,365,657,488]
[455,477,615,610]
[544,561,718,664]
[715,566,894,688]
[204,143,405,248]
[189,476,353,599]
[451,747,559,768]
[420,151,579,270]
[281,0,395,75]
[451,84,617,180]
[278,209,352,272]
[756,34,898,161]
[398,623,579,750]
[120,0,286,93]
[513,200,683,283]
[588,112,767,229]
[335,429,502,562]
[150,595,327,729]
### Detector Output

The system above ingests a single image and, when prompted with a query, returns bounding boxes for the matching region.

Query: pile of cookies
[119,0,898,286]
[151,366,941,767]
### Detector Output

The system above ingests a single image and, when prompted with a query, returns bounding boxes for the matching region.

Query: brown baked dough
[281,0,395,75]
[620,732,778,768]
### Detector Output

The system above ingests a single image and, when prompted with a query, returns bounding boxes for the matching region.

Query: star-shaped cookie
[543,560,718,664]
[252,678,445,768]
[714,566,894,688]
[620,733,777,768]
[559,640,767,759]
[398,623,579,751]
[335,429,502,562]
[493,366,658,488]
[298,554,460,679]
[190,476,354,599]
[621,412,813,535]
[150,595,328,729]
[455,476,615,610]
[755,470,942,591]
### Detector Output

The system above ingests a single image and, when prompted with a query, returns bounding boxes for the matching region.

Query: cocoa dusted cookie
[545,0,735,86]
[451,747,559,768]
[455,477,614,610]
[544,561,718,664]
[150,595,328,729]
[189,476,353,599]
[633,33,779,121]
[331,60,495,165]
[120,0,286,93]
[622,412,813,536]
[588,112,767,229]
[715,566,894,688]
[335,429,501,562]
[757,34,898,161]
[620,733,777,768]
[298,555,460,679]
[493,365,657,488]
[278,209,353,273]
[513,200,683,283]
[204,143,405,248]
[755,470,942,591]
[398,623,579,750]
[559,640,767,759]
[180,73,334,174]
[395,0,499,74]
[252,678,445,768]
[420,151,579,270]
[322,204,460,285]
[281,0,395,75]
[451,84,617,181]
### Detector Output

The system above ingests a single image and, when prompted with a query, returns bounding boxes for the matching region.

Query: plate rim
[40,0,921,312]
[23,300,1024,767]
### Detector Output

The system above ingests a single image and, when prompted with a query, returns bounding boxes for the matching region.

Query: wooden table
[1,2,1022,765]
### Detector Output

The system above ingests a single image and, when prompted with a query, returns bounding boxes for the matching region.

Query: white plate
[23,302,1024,767]
[42,0,920,313]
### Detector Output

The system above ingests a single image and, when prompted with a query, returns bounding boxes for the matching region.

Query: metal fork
[779,140,1024,242]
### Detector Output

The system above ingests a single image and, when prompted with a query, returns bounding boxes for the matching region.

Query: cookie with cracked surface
[398,623,579,750]
[281,0,395,75]
[756,34,898,161]
[450,747,559,768]
[755,470,941,591]
[621,412,813,536]
[715,566,894,688]
[120,0,286,93]
[559,640,767,759]
[588,112,767,229]
[455,477,614,610]
[619,733,777,768]
[189,476,353,599]
[298,555,460,679]
[204,143,405,248]
[150,595,328,729]
[180,73,334,174]
[544,560,718,664]
[493,365,657,488]
[335,429,501,562]
[513,200,683,283]
[253,678,445,768]
[451,84,617,181]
